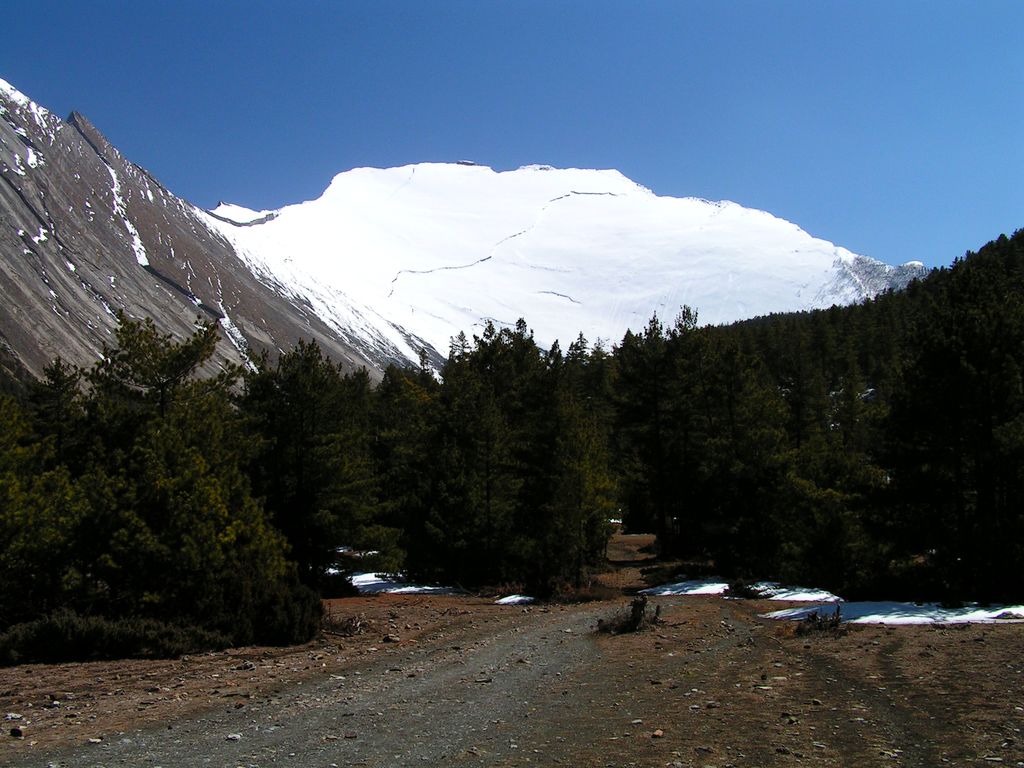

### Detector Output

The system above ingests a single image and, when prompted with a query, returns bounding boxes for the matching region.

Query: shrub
[725,579,769,599]
[596,595,661,634]
[549,578,620,603]
[322,607,367,637]
[0,610,231,665]
[795,604,845,637]
[251,576,323,646]
[0,573,322,665]
[318,570,361,599]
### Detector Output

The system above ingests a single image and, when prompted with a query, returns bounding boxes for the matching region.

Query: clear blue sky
[3,1,1020,268]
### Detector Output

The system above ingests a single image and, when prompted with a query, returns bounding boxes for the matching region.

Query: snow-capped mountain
[0,76,927,379]
[202,162,926,360]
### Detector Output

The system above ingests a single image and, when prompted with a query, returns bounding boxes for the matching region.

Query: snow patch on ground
[764,602,1024,625]
[349,572,463,596]
[643,576,1024,624]
[640,578,841,602]
[494,595,536,605]
[759,584,844,602]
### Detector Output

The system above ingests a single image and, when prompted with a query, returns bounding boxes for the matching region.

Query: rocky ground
[2,536,1023,767]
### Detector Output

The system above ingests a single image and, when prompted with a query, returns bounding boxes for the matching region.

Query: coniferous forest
[1,229,1022,662]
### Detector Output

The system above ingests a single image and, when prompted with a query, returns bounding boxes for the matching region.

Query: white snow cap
[200,162,925,368]
[0,78,32,108]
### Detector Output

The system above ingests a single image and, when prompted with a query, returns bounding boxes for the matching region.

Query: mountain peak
[66,110,121,164]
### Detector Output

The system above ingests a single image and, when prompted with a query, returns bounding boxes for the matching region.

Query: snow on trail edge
[763,601,1024,625]
[640,578,841,602]
[349,572,463,596]
[642,577,1024,624]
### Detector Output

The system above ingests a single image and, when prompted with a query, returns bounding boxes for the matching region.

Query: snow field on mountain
[1,74,928,373]
[203,162,900,364]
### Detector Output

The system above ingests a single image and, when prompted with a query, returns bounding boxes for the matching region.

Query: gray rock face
[0,81,400,379]
[814,254,926,307]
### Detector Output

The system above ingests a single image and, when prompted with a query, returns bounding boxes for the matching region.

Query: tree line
[616,230,1024,604]
[1,229,1022,661]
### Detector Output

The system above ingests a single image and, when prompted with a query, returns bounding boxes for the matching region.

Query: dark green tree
[541,366,617,589]
[241,341,399,587]
[0,395,89,625]
[373,362,441,580]
[612,316,674,540]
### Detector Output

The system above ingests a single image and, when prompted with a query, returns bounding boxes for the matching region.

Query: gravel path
[23,605,600,768]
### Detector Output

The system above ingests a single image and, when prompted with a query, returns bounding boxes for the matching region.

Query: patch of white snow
[105,163,148,266]
[24,145,42,168]
[0,78,31,108]
[641,578,732,596]
[494,595,537,605]
[764,601,1024,625]
[640,578,841,602]
[348,572,463,596]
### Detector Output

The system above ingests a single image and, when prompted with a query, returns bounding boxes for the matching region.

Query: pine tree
[240,341,397,587]
[0,395,89,625]
[612,316,673,540]
[542,368,617,589]
[27,357,85,469]
[373,364,441,580]
[432,326,523,584]
[2,315,320,648]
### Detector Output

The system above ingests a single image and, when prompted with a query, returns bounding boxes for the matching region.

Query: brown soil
[2,534,1023,767]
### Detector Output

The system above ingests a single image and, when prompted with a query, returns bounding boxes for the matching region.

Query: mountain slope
[0,78,413,378]
[1,77,927,378]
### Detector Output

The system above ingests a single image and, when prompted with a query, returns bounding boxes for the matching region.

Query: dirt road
[3,538,1024,767]
[5,601,599,767]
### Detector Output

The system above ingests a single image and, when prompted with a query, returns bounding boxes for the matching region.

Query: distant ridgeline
[1,229,1022,663]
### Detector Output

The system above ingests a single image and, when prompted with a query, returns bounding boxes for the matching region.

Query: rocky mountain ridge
[0,78,411,380]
